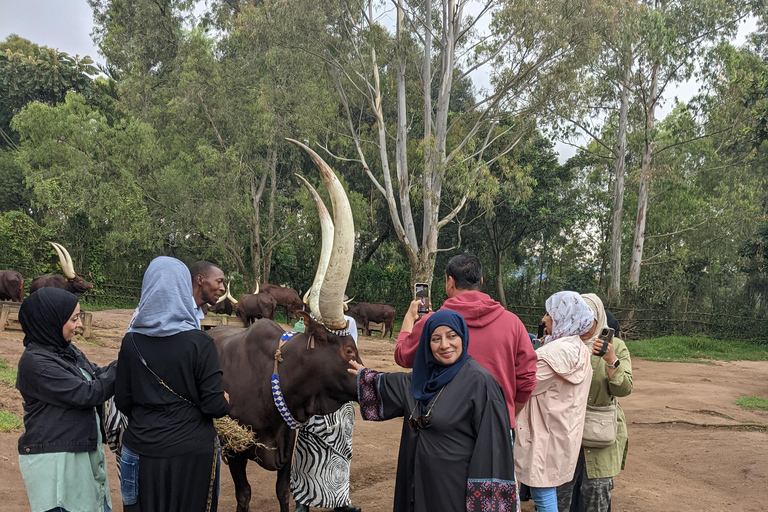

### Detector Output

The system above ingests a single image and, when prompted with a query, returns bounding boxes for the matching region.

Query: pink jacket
[514,334,593,488]
[394,291,538,427]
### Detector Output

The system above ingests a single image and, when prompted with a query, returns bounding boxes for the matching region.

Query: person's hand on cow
[348,359,365,375]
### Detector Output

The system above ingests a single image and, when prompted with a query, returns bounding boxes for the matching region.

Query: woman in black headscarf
[16,287,117,512]
[348,310,518,512]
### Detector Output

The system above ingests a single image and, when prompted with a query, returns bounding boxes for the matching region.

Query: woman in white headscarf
[514,291,595,512]
[115,256,230,512]
[556,294,633,512]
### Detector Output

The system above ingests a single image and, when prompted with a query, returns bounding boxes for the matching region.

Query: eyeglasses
[408,386,446,431]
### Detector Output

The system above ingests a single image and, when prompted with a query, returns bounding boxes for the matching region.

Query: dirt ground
[0,309,766,512]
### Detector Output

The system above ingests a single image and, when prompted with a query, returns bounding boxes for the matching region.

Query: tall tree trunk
[608,56,632,303]
[495,250,507,309]
[262,148,277,284]
[629,61,659,287]
[249,158,270,289]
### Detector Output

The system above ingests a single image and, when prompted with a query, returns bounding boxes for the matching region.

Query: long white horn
[48,242,75,278]
[253,283,259,295]
[287,139,354,330]
[295,173,333,322]
[216,283,228,304]
[343,296,354,311]
[226,283,238,304]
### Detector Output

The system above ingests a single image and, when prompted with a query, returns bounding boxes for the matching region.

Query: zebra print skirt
[290,402,355,508]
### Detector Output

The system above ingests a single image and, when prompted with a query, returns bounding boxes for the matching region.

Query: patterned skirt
[290,402,355,508]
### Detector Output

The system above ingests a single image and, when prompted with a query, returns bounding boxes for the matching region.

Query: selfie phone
[537,322,546,339]
[597,327,614,356]
[414,283,429,314]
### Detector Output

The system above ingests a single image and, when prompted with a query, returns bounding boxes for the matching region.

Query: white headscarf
[543,291,595,345]
[580,293,608,345]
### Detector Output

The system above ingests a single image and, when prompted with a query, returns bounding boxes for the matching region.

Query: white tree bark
[608,56,632,302]
[628,60,659,287]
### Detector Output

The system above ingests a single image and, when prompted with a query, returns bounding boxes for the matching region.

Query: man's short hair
[189,261,217,281]
[445,253,482,290]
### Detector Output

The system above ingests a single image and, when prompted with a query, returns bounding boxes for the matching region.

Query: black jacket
[115,330,229,457]
[16,342,116,455]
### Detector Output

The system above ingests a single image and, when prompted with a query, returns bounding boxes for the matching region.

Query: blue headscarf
[127,256,200,336]
[411,310,471,404]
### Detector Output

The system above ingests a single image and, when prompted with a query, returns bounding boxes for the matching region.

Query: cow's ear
[294,310,312,324]
[295,310,329,343]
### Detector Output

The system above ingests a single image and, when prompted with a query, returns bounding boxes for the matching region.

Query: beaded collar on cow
[271,331,306,430]
[308,312,351,337]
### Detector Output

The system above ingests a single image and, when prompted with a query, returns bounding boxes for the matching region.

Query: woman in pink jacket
[514,291,595,512]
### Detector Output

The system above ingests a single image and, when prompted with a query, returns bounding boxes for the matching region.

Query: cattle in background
[258,283,304,323]
[0,270,24,302]
[234,284,277,325]
[29,242,94,296]
[210,139,359,512]
[345,302,397,338]
[208,282,237,316]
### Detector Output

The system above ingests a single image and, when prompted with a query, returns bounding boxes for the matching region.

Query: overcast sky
[0,1,759,162]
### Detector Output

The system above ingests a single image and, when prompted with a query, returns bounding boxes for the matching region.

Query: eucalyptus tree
[626,0,751,289]
[313,0,607,290]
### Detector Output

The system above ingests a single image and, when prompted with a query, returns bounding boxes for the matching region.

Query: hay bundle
[213,415,274,454]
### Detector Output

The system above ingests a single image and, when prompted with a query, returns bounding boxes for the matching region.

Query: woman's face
[430,325,463,365]
[581,319,598,341]
[542,312,553,336]
[62,303,82,342]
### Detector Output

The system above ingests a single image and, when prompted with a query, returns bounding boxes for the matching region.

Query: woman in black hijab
[16,287,117,512]
[348,310,518,512]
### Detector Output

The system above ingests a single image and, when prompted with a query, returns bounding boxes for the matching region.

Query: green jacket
[582,337,633,479]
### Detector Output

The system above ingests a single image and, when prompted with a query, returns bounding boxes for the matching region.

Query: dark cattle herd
[345,301,397,338]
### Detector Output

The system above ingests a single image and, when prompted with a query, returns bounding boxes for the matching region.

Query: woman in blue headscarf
[348,309,519,512]
[114,256,229,512]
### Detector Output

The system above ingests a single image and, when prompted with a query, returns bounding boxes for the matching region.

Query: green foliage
[0,410,23,432]
[347,262,413,314]
[0,359,17,387]
[625,335,768,363]
[734,396,768,411]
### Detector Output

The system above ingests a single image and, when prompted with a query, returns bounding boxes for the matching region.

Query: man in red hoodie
[395,253,537,423]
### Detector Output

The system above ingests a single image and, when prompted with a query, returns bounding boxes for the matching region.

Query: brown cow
[29,243,94,296]
[258,283,304,324]
[234,285,277,326]
[345,302,397,338]
[0,270,24,302]
[209,139,358,512]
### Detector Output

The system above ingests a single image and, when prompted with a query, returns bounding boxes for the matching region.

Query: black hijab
[19,287,79,351]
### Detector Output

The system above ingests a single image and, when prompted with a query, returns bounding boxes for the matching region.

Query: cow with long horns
[29,243,94,296]
[208,282,238,316]
[209,139,360,512]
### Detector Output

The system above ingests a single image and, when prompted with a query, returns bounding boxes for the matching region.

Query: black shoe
[334,505,361,512]
[294,504,310,512]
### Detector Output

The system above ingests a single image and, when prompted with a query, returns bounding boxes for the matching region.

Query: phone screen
[414,283,429,314]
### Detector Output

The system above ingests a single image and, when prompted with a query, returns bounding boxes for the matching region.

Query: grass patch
[625,335,768,363]
[0,410,23,432]
[0,359,16,387]
[735,396,768,411]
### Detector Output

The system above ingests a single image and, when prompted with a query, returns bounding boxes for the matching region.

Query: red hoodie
[394,291,537,427]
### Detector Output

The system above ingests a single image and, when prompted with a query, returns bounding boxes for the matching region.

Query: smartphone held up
[596,327,614,357]
[414,283,429,314]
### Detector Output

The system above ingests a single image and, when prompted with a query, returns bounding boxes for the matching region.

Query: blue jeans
[530,486,558,512]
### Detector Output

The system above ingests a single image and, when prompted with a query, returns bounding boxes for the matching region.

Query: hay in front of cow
[214,416,274,454]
